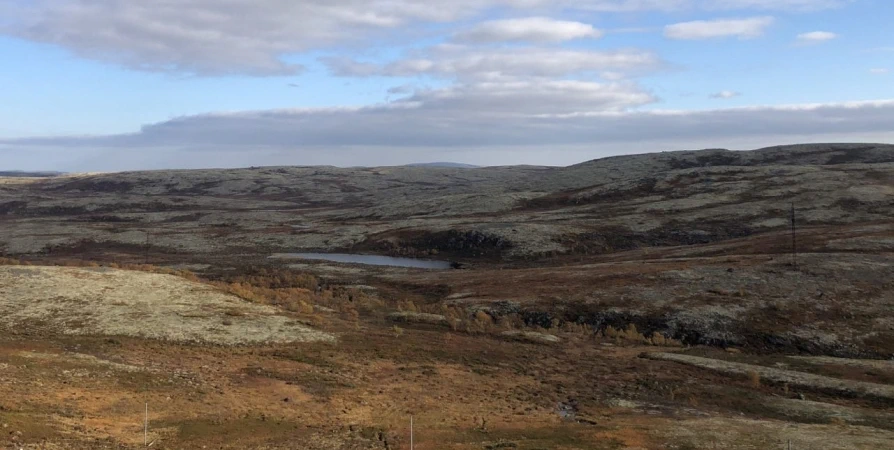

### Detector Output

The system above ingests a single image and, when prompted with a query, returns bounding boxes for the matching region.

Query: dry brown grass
[219,268,319,290]
[1,256,893,449]
[645,352,894,401]
[214,281,314,311]
[601,324,681,347]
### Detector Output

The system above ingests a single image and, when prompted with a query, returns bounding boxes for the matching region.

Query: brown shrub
[651,331,685,347]
[297,301,315,315]
[175,270,201,282]
[828,417,847,427]
[562,322,592,335]
[307,314,328,328]
[747,370,761,388]
[473,310,493,333]
[622,324,643,342]
[223,268,318,290]
[282,299,315,315]
[341,305,360,322]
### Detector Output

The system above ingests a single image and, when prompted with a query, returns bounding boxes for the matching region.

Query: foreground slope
[1,262,893,449]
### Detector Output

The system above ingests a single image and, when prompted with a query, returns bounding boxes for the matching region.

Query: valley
[1,143,893,449]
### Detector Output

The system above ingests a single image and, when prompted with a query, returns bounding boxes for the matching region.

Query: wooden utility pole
[144,402,148,446]
[792,202,798,269]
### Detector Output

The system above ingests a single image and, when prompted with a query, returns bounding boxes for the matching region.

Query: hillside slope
[1,143,892,259]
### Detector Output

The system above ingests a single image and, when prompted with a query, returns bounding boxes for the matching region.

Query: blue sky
[0,0,891,170]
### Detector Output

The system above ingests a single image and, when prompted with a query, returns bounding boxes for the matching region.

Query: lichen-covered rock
[500,330,560,344]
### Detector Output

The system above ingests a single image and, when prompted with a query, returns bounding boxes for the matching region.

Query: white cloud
[323,47,664,80]
[400,80,656,114]
[664,17,774,40]
[705,0,849,11]
[1,0,848,76]
[870,68,890,75]
[711,90,741,99]
[454,17,602,43]
[600,71,629,80]
[796,31,838,44]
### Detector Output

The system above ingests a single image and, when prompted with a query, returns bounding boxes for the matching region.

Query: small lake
[270,253,454,270]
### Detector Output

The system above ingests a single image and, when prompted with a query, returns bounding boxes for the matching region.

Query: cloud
[323,47,664,80]
[664,17,774,40]
[704,0,849,11]
[870,68,890,75]
[1,1,848,76]
[796,31,838,44]
[710,90,741,99]
[401,80,656,115]
[454,17,602,43]
[4,78,892,169]
[387,85,416,95]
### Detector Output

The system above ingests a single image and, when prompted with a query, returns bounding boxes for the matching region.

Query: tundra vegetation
[1,144,893,449]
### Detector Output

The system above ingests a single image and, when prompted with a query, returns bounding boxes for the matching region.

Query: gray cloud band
[4,99,891,151]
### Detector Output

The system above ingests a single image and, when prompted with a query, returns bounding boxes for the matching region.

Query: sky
[0,0,892,171]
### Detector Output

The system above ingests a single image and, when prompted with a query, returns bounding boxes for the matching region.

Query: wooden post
[144,402,148,446]
[410,416,414,450]
[792,202,798,269]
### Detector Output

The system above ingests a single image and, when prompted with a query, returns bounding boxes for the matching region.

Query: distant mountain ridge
[0,171,65,178]
[405,162,480,168]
